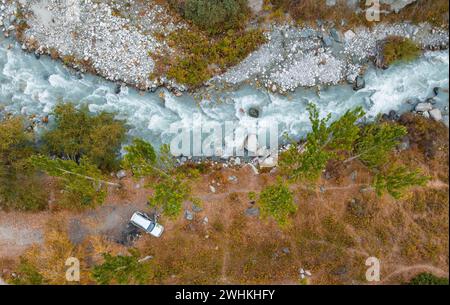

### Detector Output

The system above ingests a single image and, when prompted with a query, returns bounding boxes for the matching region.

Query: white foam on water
[1,38,448,154]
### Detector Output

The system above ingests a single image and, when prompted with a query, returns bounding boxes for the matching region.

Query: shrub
[10,258,44,285]
[374,165,430,199]
[355,122,407,169]
[279,104,365,182]
[408,272,449,285]
[30,155,108,210]
[0,117,47,211]
[382,36,421,66]
[148,177,190,218]
[122,138,157,178]
[91,249,151,285]
[43,103,127,171]
[166,29,266,87]
[269,0,367,27]
[181,0,249,35]
[258,179,296,227]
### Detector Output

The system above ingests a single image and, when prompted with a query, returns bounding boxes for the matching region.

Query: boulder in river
[248,107,260,118]
[353,76,365,90]
[415,102,433,112]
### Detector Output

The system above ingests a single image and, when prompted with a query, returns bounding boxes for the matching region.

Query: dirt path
[0,177,150,258]
[0,211,49,258]
[382,264,449,283]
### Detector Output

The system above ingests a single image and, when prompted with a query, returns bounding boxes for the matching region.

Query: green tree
[353,122,407,169]
[29,155,116,210]
[157,144,177,173]
[280,104,365,182]
[182,0,249,35]
[43,103,127,171]
[258,179,296,227]
[0,117,47,211]
[91,250,151,285]
[148,177,189,219]
[374,165,430,199]
[122,138,157,178]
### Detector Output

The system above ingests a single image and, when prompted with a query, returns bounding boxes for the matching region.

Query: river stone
[185,210,194,221]
[192,204,203,213]
[116,170,127,179]
[245,207,260,217]
[344,30,356,41]
[415,103,433,112]
[330,28,343,43]
[353,76,365,90]
[322,35,333,47]
[429,108,443,121]
[248,107,260,118]
[114,84,121,94]
[228,175,238,183]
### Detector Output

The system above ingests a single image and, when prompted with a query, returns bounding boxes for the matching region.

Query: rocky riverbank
[214,23,448,93]
[1,0,448,94]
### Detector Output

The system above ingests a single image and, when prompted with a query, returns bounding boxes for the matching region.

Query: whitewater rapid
[0,38,449,155]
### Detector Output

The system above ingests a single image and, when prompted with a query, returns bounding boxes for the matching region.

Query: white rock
[344,30,356,41]
[415,102,433,112]
[260,156,278,168]
[429,108,443,121]
[247,163,259,175]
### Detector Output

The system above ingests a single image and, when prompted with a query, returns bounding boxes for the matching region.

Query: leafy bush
[374,165,430,199]
[408,272,449,285]
[122,138,157,178]
[148,177,190,218]
[279,104,365,182]
[10,258,44,285]
[180,0,249,35]
[0,117,47,211]
[258,179,296,227]
[43,103,127,171]
[268,0,367,26]
[30,155,108,210]
[166,29,266,87]
[355,122,407,169]
[382,36,421,66]
[91,249,151,285]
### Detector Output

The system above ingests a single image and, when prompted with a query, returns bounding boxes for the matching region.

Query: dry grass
[2,116,448,285]
[264,0,448,28]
